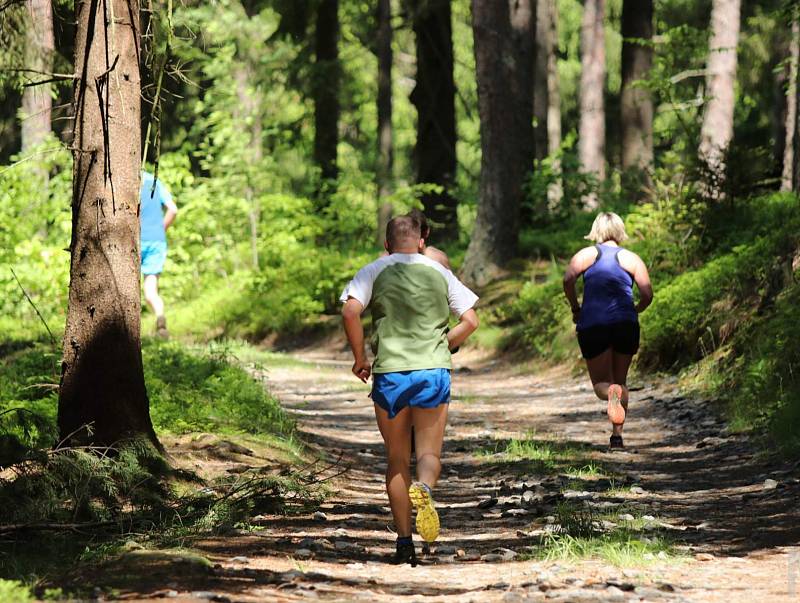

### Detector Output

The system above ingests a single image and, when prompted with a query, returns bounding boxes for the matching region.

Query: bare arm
[423,246,451,270]
[447,308,479,351]
[618,250,653,313]
[163,199,178,231]
[563,248,595,323]
[632,257,653,313]
[342,297,371,382]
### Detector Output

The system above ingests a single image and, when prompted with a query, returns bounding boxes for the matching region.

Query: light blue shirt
[140,171,171,243]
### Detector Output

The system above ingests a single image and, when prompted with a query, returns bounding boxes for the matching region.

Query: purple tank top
[576,244,638,330]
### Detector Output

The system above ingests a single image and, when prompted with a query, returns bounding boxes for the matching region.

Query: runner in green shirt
[341,215,479,565]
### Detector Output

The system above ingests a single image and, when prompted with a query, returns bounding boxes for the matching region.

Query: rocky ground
[99,352,800,602]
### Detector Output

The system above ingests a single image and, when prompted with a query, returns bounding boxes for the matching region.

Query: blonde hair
[585,212,628,244]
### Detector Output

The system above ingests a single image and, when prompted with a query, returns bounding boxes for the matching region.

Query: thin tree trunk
[795,27,800,193]
[578,0,606,210]
[58,0,160,449]
[314,0,339,184]
[21,0,54,152]
[782,20,799,192]
[620,0,653,188]
[544,0,562,208]
[534,0,549,163]
[376,0,393,246]
[410,0,457,242]
[698,0,741,202]
[461,0,535,287]
[234,65,262,270]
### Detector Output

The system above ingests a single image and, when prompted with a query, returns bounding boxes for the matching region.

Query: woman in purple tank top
[563,213,653,450]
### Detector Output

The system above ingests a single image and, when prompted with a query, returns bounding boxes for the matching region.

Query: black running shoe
[393,542,417,566]
[609,435,625,450]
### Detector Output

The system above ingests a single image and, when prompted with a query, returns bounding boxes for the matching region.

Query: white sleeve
[446,272,479,317]
[340,263,378,308]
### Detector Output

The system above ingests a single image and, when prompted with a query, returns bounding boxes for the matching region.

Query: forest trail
[125,352,799,602]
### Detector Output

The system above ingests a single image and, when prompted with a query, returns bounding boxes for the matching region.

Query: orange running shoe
[607,384,626,425]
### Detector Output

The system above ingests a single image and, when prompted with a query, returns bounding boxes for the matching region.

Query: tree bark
[410,0,458,242]
[58,0,159,449]
[543,0,562,208]
[533,0,548,163]
[461,0,535,287]
[21,0,55,152]
[313,0,339,184]
[578,0,606,210]
[376,0,393,246]
[620,0,653,187]
[698,0,741,202]
[782,19,799,192]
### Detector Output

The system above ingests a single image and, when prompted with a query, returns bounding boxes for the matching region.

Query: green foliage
[706,282,800,454]
[0,439,170,525]
[500,278,574,361]
[0,580,34,603]
[143,340,294,435]
[0,142,72,338]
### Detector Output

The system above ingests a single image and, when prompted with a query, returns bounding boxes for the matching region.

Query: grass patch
[477,432,593,474]
[536,531,678,566]
[528,502,682,566]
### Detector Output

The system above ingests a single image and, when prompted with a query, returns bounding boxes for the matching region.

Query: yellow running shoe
[408,482,439,543]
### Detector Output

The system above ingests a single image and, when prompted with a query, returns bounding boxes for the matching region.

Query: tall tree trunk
[313,0,339,185]
[234,65,262,270]
[410,0,457,242]
[534,0,549,163]
[620,0,653,188]
[782,19,799,192]
[21,0,54,152]
[698,0,741,202]
[58,0,159,448]
[461,0,535,287]
[795,26,800,193]
[376,0,393,246]
[543,0,562,208]
[578,0,606,210]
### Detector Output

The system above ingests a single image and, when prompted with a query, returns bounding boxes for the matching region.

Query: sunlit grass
[527,502,684,566]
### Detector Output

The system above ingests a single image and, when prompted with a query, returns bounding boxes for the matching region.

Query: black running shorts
[576,321,640,360]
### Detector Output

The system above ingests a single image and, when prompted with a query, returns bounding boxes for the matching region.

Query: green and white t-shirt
[340,253,479,374]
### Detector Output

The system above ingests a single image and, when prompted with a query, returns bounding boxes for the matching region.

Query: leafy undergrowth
[0,339,322,598]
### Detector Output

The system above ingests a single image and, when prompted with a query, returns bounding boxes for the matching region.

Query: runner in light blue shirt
[140,170,178,338]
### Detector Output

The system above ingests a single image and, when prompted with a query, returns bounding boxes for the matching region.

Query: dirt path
[129,353,800,602]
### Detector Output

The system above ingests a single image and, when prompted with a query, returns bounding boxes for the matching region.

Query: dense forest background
[1,0,799,450]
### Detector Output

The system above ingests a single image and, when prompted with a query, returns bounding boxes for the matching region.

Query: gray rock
[230,556,249,564]
[763,479,778,490]
[502,592,525,603]
[635,586,671,599]
[629,486,648,495]
[562,490,595,500]
[312,511,328,521]
[435,545,457,556]
[190,593,230,603]
[295,548,313,559]
[481,553,506,562]
[478,497,499,509]
[618,513,635,521]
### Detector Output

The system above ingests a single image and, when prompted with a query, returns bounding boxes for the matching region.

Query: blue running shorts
[141,241,167,276]
[371,368,451,419]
